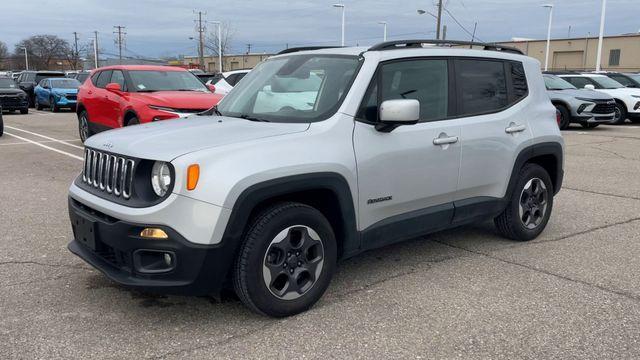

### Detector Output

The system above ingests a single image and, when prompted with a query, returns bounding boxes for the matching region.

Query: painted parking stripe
[3,132,83,161]
[0,139,80,146]
[4,126,84,150]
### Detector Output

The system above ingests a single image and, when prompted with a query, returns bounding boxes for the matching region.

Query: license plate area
[72,212,97,251]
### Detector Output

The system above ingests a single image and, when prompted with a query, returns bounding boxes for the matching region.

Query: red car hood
[134,91,223,109]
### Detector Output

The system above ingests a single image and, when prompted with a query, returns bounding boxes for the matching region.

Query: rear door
[354,58,461,247]
[453,58,533,223]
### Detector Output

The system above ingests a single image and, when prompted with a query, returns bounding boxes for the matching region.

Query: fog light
[140,228,168,239]
[164,253,173,266]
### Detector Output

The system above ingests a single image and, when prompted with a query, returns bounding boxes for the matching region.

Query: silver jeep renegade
[68,40,564,317]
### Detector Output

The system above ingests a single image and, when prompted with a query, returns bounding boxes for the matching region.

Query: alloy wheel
[262,225,325,301]
[518,178,548,229]
[79,114,89,142]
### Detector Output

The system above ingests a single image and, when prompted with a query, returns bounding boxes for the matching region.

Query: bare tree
[14,35,73,70]
[204,22,234,72]
[0,41,8,70]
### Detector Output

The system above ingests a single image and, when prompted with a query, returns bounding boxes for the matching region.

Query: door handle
[433,135,459,146]
[505,123,526,134]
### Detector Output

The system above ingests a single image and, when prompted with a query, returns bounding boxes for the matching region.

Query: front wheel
[0,112,4,137]
[494,164,554,241]
[50,97,58,112]
[233,202,337,317]
[611,102,627,125]
[20,108,28,114]
[35,96,42,110]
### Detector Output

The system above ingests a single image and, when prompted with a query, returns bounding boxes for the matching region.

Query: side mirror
[206,83,216,92]
[584,84,595,90]
[105,83,122,92]
[376,99,420,132]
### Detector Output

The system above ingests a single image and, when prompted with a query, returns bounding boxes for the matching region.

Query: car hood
[51,88,78,94]
[598,87,640,97]
[547,88,613,100]
[133,91,223,110]
[0,88,26,96]
[84,115,310,161]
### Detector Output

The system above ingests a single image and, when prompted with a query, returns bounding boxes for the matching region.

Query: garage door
[552,51,584,70]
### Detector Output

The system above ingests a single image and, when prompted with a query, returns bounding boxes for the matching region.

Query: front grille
[0,95,24,106]
[82,148,135,199]
[591,102,615,114]
[65,94,77,100]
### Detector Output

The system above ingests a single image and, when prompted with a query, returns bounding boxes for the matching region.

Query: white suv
[207,69,250,96]
[557,72,640,124]
[68,41,564,317]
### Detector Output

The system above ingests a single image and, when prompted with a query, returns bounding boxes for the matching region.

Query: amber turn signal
[187,164,200,191]
[140,228,169,239]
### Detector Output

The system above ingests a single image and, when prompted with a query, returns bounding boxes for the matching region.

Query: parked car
[68,71,92,84]
[76,65,223,142]
[16,71,66,107]
[68,41,564,317]
[557,73,640,124]
[543,74,615,129]
[11,71,22,81]
[0,77,29,114]
[34,78,81,112]
[195,72,219,84]
[206,69,250,95]
[599,72,640,89]
[0,105,3,136]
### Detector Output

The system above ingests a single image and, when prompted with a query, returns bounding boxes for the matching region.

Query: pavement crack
[0,260,88,270]
[564,187,640,201]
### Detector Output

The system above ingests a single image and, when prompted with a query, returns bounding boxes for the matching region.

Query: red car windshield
[128,70,209,92]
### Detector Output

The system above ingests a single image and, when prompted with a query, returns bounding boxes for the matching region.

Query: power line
[442,7,483,42]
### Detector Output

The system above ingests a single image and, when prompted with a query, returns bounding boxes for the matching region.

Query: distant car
[76,65,223,142]
[543,74,615,129]
[11,72,22,81]
[195,72,219,84]
[600,72,640,89]
[16,70,66,107]
[68,71,92,84]
[557,73,640,124]
[0,77,29,114]
[206,69,250,95]
[34,78,81,112]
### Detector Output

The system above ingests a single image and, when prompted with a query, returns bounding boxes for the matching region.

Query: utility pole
[471,22,477,42]
[442,24,447,40]
[113,26,126,64]
[93,31,99,68]
[246,44,252,54]
[22,47,29,71]
[195,11,206,71]
[72,32,79,70]
[436,0,443,40]
[595,0,607,71]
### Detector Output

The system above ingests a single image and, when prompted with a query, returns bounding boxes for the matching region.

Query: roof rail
[543,70,581,75]
[368,40,524,55]
[277,46,342,55]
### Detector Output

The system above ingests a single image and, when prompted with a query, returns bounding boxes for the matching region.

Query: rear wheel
[20,108,28,114]
[611,102,627,125]
[494,164,554,241]
[78,110,93,143]
[555,105,571,130]
[233,202,337,317]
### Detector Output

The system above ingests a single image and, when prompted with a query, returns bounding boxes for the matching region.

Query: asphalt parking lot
[1,110,640,359]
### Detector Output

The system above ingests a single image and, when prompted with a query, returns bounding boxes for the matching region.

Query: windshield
[591,76,624,89]
[544,75,576,90]
[0,78,17,88]
[128,70,209,92]
[628,74,640,83]
[35,73,64,83]
[50,78,81,89]
[217,55,361,123]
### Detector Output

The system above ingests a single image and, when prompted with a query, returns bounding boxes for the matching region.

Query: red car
[76,65,223,142]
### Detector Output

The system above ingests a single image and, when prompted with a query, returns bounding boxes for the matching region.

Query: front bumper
[67,197,238,296]
[54,96,77,107]
[573,114,615,124]
[0,97,29,110]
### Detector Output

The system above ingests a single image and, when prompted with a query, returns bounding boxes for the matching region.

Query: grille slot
[82,148,135,200]
[591,102,615,114]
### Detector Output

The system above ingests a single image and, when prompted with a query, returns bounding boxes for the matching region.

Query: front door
[353,58,461,248]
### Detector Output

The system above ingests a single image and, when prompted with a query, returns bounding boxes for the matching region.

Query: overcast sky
[2,0,639,59]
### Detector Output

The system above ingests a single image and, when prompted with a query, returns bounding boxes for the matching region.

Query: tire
[20,108,28,115]
[0,113,3,137]
[233,202,337,317]
[28,95,35,108]
[555,105,571,130]
[580,122,599,129]
[611,102,627,125]
[50,97,58,112]
[494,163,554,241]
[35,97,43,110]
[126,116,139,126]
[78,110,93,143]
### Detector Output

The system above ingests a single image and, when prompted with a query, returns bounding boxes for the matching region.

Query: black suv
[0,77,29,114]
[602,72,640,88]
[16,71,66,107]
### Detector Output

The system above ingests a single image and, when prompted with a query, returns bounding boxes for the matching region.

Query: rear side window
[90,72,100,85]
[509,62,528,101]
[95,70,113,88]
[609,74,633,87]
[455,59,507,116]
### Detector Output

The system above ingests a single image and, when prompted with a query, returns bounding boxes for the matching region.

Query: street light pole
[542,4,554,71]
[333,4,345,46]
[378,21,388,41]
[22,47,28,71]
[595,0,607,71]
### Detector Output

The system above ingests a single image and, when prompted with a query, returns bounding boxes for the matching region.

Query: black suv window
[509,61,528,101]
[95,70,113,88]
[455,59,508,116]
[609,74,635,87]
[90,71,100,85]
[357,59,449,123]
[563,76,594,89]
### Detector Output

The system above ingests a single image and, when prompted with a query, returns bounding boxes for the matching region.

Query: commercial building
[178,53,272,73]
[498,33,640,72]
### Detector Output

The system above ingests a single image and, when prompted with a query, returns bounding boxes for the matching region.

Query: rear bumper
[67,197,238,296]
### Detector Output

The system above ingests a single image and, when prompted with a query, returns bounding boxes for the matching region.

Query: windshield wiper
[239,114,269,122]
[137,89,158,92]
[197,105,223,116]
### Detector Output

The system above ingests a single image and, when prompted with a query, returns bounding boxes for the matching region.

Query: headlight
[151,161,172,197]
[149,105,177,112]
[54,91,65,97]
[575,97,596,102]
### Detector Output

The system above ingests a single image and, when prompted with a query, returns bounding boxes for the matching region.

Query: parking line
[5,126,84,150]
[0,139,80,146]
[3,132,83,161]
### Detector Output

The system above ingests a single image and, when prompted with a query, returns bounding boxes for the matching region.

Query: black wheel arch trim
[506,142,563,198]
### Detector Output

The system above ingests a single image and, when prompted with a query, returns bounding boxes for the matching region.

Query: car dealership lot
[1,111,640,359]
